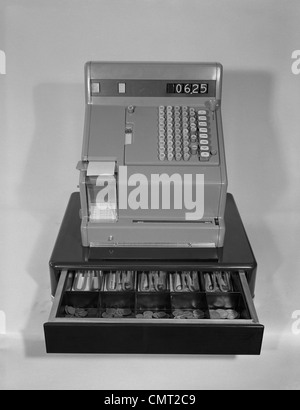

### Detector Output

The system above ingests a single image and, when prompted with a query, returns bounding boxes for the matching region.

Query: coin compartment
[100,292,135,318]
[171,293,209,319]
[57,291,100,318]
[136,293,171,318]
[103,270,136,292]
[207,293,251,320]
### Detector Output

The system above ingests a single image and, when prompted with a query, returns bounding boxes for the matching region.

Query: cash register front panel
[79,62,227,250]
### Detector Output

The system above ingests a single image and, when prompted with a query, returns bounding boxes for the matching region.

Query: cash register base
[44,193,264,355]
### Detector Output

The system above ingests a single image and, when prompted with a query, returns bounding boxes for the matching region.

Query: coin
[226,309,240,320]
[114,310,124,318]
[193,309,205,319]
[209,310,221,319]
[144,311,154,319]
[120,308,132,316]
[216,309,228,319]
[65,306,76,316]
[153,311,168,319]
[173,310,193,319]
[75,308,88,318]
[173,309,184,316]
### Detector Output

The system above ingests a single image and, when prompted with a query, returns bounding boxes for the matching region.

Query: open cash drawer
[44,269,264,355]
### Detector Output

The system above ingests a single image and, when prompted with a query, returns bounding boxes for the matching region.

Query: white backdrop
[1,0,300,390]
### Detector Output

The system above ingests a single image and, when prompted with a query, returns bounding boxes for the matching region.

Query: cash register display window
[86,176,118,223]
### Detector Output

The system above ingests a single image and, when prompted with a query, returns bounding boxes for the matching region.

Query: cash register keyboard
[158,106,211,162]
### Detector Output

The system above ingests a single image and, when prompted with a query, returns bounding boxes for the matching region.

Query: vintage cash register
[44,62,264,354]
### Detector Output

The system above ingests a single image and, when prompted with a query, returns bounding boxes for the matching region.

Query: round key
[184,153,190,161]
[191,144,198,155]
[168,153,174,161]
[167,146,174,152]
[190,125,197,132]
[183,146,190,153]
[183,128,189,135]
[175,146,182,153]
[183,140,190,147]
[191,135,197,143]
[159,141,165,148]
[190,117,196,124]
[159,153,166,161]
[175,140,182,147]
[167,140,174,147]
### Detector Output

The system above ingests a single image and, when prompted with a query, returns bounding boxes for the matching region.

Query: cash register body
[78,62,227,251]
[44,62,264,355]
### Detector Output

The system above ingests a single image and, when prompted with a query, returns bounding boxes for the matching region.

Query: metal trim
[239,270,260,324]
